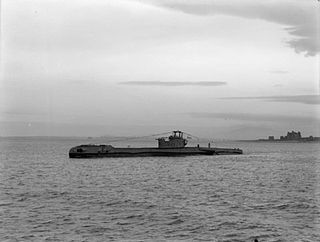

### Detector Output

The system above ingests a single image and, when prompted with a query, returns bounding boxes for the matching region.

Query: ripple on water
[0,138,320,241]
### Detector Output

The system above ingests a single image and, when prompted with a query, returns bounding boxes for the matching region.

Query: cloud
[188,112,319,123]
[4,110,46,116]
[273,84,283,88]
[119,81,227,86]
[269,70,288,74]
[140,0,319,56]
[219,95,320,105]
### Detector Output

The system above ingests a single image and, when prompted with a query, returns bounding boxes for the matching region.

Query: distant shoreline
[238,139,320,143]
[1,136,319,143]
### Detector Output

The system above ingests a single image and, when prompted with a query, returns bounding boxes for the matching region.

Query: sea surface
[0,137,319,242]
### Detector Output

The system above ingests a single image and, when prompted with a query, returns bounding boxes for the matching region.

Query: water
[0,137,319,241]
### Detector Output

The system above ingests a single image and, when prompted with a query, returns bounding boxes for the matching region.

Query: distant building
[306,136,314,141]
[262,131,319,142]
[286,131,301,140]
[280,131,302,140]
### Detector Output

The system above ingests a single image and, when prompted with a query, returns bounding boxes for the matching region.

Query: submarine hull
[69,146,243,158]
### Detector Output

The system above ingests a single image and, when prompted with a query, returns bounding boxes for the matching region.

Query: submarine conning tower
[157,130,188,149]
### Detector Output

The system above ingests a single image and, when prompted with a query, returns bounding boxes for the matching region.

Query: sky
[0,0,319,139]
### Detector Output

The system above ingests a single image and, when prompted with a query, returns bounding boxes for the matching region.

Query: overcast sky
[1,0,319,139]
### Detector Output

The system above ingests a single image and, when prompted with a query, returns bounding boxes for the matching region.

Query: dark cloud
[188,112,319,123]
[219,95,320,105]
[142,0,319,56]
[119,81,227,86]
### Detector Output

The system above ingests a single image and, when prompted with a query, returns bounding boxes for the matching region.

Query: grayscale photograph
[0,0,319,241]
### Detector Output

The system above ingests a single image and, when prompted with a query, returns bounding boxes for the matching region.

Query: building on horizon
[260,130,319,142]
[280,131,301,141]
[268,136,275,141]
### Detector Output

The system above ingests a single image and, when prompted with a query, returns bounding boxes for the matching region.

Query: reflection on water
[1,137,319,241]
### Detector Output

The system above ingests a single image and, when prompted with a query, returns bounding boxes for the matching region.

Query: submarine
[69,130,243,158]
